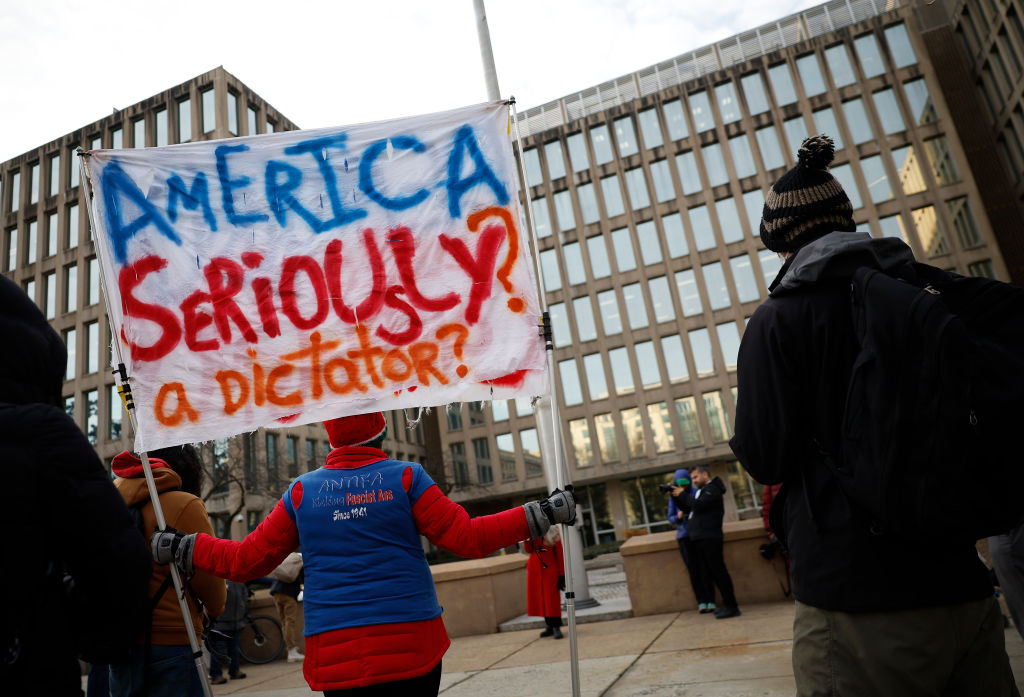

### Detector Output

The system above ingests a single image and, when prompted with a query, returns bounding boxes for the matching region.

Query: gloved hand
[523,485,577,539]
[557,575,566,591]
[150,528,197,575]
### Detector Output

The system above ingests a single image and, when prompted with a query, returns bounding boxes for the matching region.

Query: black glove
[523,485,577,539]
[557,575,565,591]
[150,528,196,575]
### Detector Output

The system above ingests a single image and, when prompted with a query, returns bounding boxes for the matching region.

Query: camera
[658,483,673,493]
[759,538,783,560]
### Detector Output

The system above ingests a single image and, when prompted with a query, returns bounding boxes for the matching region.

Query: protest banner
[84,101,546,451]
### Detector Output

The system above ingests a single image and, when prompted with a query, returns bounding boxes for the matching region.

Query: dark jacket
[0,275,151,695]
[270,570,303,599]
[688,477,727,541]
[667,468,692,539]
[214,581,249,633]
[729,232,992,612]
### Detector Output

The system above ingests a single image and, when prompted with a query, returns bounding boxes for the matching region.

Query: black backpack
[825,262,1024,541]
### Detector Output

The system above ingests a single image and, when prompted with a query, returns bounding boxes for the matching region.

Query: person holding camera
[688,466,741,619]
[664,469,708,613]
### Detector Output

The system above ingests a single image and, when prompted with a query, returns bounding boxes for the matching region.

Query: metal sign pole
[77,151,214,697]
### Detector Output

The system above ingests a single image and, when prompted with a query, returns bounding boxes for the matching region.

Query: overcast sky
[0,0,823,162]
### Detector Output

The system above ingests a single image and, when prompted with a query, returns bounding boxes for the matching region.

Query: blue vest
[282,459,440,635]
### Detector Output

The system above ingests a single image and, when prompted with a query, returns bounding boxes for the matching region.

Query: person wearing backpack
[0,275,151,696]
[729,135,1018,696]
[110,445,226,697]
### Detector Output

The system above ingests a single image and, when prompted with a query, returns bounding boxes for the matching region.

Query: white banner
[85,101,546,451]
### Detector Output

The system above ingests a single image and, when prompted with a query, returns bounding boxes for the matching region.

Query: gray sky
[0,0,822,162]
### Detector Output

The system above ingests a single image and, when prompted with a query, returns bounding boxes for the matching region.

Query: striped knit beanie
[759,135,855,253]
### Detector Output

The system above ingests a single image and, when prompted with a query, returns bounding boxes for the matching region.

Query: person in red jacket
[151,411,575,696]
[524,525,565,639]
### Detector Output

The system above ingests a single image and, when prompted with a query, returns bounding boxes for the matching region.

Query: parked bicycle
[205,584,285,665]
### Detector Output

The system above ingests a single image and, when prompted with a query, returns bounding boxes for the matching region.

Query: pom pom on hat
[759,134,856,253]
[324,412,387,448]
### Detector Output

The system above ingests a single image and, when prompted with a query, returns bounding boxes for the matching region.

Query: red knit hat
[324,412,387,448]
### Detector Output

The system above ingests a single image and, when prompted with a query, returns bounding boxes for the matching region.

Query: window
[904,78,938,125]
[559,358,583,406]
[611,227,637,272]
[46,212,57,257]
[877,213,911,241]
[85,389,99,445]
[267,119,276,133]
[573,296,597,341]
[521,429,542,477]
[889,147,926,196]
[782,117,807,157]
[623,474,674,533]
[730,254,759,302]
[133,118,145,148]
[663,213,688,258]
[49,153,60,197]
[825,44,856,87]
[716,197,744,244]
[635,340,661,388]
[29,162,39,205]
[638,109,663,149]
[663,100,688,140]
[202,89,216,132]
[758,249,783,288]
[703,391,732,442]
[64,264,77,313]
[830,164,862,209]
[247,106,258,136]
[492,400,509,421]
[24,279,35,307]
[583,353,609,400]
[110,127,122,149]
[729,135,756,179]
[152,108,168,147]
[649,160,675,203]
[861,154,894,202]
[591,124,614,164]
[68,149,79,188]
[601,175,625,218]
[85,322,100,374]
[446,404,463,430]
[609,347,634,395]
[593,413,619,462]
[554,190,576,231]
[569,419,594,468]
[662,335,689,383]
[227,92,239,135]
[675,397,703,447]
[514,397,533,417]
[562,242,585,286]
[545,141,566,180]
[286,436,298,478]
[624,168,650,210]
[648,402,675,452]
[702,143,728,187]
[178,98,192,142]
[842,99,873,145]
[473,438,493,484]
[756,126,785,170]
[796,54,826,97]
[813,108,843,150]
[854,34,886,78]
[675,151,702,195]
[689,328,714,376]
[912,205,949,257]
[717,322,741,371]
[675,269,702,317]
[742,190,764,237]
[451,442,468,487]
[531,197,550,238]
[497,433,517,479]
[587,235,611,278]
[597,289,622,335]
[636,221,662,266]
[689,90,714,133]
[884,23,917,68]
[873,89,905,134]
[62,328,76,380]
[566,133,589,172]
[767,63,797,106]
[87,257,100,305]
[26,219,37,264]
[90,135,101,150]
[621,408,645,457]
[622,282,648,329]
[690,205,715,251]
[109,384,123,441]
[740,73,770,116]
[577,183,600,224]
[44,272,55,319]
[923,137,961,185]
[306,439,318,471]
[523,148,542,186]
[614,117,638,157]
[66,203,78,250]
[702,261,730,310]
[715,82,741,123]
[727,460,764,519]
[968,260,997,279]
[549,302,569,348]
[9,170,20,213]
[539,249,561,291]
[946,196,982,249]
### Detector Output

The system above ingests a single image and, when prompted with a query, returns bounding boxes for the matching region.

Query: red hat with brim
[324,412,387,448]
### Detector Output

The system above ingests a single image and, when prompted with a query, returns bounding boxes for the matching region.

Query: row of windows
[4,202,83,270]
[450,428,542,487]
[64,384,123,446]
[522,24,920,189]
[14,256,99,327]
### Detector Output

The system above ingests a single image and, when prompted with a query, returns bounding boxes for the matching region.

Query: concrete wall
[620,518,791,616]
[431,554,528,637]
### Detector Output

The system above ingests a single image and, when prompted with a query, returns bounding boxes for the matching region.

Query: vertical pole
[473,0,502,101]
[77,151,214,697]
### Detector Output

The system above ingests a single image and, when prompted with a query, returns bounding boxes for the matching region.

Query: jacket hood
[0,275,67,406]
[771,232,916,295]
[113,452,182,507]
[706,476,727,494]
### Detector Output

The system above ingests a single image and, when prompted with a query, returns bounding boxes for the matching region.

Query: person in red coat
[524,525,565,639]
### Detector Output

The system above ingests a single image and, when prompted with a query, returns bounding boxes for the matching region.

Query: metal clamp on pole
[539,311,553,351]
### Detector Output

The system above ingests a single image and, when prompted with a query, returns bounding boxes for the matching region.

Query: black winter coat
[688,477,727,541]
[0,275,151,695]
[729,232,992,612]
